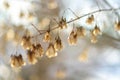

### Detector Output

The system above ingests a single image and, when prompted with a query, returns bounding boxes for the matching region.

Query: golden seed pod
[90,33,97,43]
[19,12,25,18]
[78,51,88,62]
[68,30,78,45]
[54,36,63,51]
[10,55,17,68]
[10,56,18,68]
[17,54,26,66]
[114,21,120,31]
[30,44,36,51]
[56,70,66,79]
[92,25,101,36]
[76,27,86,38]
[86,15,94,24]
[4,1,10,9]
[10,54,25,68]
[46,43,57,58]
[43,31,51,42]
[27,50,37,64]
[59,18,67,29]
[21,36,32,50]
[31,44,44,58]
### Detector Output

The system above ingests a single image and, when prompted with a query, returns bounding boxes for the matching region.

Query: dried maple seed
[86,15,94,24]
[54,36,63,51]
[92,25,101,36]
[30,44,36,51]
[4,1,10,9]
[10,55,18,68]
[78,48,89,62]
[91,35,97,43]
[43,31,51,42]
[17,54,26,66]
[46,43,57,58]
[21,35,32,50]
[10,54,25,68]
[76,27,86,38]
[35,44,44,57]
[59,18,67,29]
[90,31,98,43]
[68,30,78,45]
[114,21,120,31]
[31,44,44,58]
[27,50,37,64]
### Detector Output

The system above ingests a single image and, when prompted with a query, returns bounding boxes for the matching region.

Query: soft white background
[0,0,120,80]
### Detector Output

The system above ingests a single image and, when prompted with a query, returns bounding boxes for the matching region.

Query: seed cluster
[10,54,25,68]
[86,15,94,24]
[10,8,120,68]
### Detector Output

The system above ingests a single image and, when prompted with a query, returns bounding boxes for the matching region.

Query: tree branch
[31,8,120,38]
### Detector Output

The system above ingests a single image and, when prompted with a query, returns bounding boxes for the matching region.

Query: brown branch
[31,8,120,38]
[67,8,120,23]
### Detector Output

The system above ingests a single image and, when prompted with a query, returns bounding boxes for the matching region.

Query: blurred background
[0,0,120,80]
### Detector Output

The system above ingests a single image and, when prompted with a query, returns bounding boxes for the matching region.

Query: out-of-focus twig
[94,0,101,10]
[103,0,120,19]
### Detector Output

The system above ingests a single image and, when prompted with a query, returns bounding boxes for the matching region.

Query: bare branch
[32,8,120,38]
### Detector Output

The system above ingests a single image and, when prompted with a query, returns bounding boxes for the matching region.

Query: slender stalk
[103,0,120,18]
[94,0,101,10]
[32,8,120,37]
[67,8,79,17]
[31,24,46,33]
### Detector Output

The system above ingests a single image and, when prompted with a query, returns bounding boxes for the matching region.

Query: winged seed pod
[21,35,32,50]
[78,50,88,62]
[114,21,120,31]
[54,36,63,51]
[76,27,86,38]
[59,17,67,29]
[46,43,57,58]
[10,54,25,68]
[92,25,101,36]
[90,31,98,43]
[86,15,94,24]
[68,30,78,45]
[4,1,10,9]
[31,44,44,58]
[27,50,37,64]
[43,31,51,42]
[17,54,26,66]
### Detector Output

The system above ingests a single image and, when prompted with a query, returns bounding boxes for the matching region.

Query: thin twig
[103,0,120,18]
[94,0,101,10]
[31,24,46,32]
[67,8,120,23]
[67,8,79,17]
[31,23,41,33]
[52,18,59,24]
[32,8,120,37]
[61,8,79,18]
